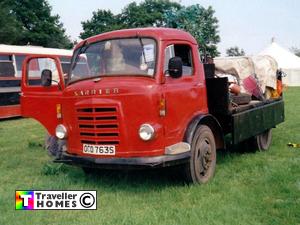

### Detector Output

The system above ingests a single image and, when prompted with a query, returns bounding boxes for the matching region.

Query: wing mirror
[41,69,52,87]
[168,57,183,79]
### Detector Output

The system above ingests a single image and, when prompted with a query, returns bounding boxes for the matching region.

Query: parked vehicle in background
[0,45,73,119]
[20,28,284,184]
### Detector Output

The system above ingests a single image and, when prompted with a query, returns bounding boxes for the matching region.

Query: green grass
[0,88,300,225]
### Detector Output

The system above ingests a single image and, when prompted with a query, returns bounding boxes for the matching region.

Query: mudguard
[183,114,225,150]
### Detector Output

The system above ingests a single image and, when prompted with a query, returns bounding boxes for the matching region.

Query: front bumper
[54,152,191,169]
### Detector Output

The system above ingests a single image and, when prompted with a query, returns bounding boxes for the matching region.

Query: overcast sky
[48,0,300,55]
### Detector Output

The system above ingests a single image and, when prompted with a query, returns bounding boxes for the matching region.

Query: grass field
[0,88,299,225]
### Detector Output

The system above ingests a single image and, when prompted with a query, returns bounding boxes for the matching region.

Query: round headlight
[139,124,155,141]
[55,124,67,139]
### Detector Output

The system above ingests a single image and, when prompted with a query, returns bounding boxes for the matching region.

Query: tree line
[1,0,300,58]
[80,1,220,56]
[0,0,221,57]
[0,0,73,49]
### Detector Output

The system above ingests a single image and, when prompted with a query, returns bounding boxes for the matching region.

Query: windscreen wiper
[67,40,89,84]
[70,40,89,71]
[138,36,147,64]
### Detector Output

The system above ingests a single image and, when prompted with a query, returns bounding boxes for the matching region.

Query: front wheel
[45,133,65,159]
[82,167,95,174]
[183,125,217,184]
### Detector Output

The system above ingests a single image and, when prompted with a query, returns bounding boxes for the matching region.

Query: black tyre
[253,129,272,151]
[45,133,65,159]
[82,167,94,174]
[184,125,217,184]
[82,167,106,175]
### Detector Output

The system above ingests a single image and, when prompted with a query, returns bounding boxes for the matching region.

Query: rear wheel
[183,125,216,184]
[253,129,272,151]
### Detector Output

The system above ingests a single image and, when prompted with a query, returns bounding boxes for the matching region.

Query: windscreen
[68,38,156,84]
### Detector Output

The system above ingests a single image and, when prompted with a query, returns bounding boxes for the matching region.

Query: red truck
[20,28,284,183]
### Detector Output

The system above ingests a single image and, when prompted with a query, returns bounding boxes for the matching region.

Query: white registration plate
[83,144,115,155]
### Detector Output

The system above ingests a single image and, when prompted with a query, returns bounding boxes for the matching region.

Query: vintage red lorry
[20,28,284,183]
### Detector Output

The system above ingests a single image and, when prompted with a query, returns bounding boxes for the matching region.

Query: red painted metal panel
[0,104,21,119]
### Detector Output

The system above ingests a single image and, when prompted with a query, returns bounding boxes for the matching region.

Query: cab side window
[164,44,193,76]
[27,58,59,86]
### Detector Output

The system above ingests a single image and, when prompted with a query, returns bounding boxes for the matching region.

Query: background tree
[80,0,220,57]
[80,10,123,40]
[165,5,220,57]
[120,0,181,27]
[0,2,22,44]
[0,0,72,49]
[226,46,245,56]
[80,0,181,40]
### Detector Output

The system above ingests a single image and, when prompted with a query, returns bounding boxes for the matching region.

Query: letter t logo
[20,194,32,207]
[16,191,34,210]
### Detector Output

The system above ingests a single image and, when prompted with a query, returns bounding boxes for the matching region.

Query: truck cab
[21,28,284,184]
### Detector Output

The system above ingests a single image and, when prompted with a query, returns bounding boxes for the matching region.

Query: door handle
[195,83,204,87]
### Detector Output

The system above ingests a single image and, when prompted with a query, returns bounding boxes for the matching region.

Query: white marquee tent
[259,41,300,86]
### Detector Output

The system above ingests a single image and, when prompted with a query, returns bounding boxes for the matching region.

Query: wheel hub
[198,139,212,176]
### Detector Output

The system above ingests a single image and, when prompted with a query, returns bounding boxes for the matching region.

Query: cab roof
[76,28,198,49]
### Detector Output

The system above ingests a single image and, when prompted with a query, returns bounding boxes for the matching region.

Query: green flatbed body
[231,99,284,144]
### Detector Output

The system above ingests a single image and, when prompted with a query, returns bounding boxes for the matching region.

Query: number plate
[83,144,115,155]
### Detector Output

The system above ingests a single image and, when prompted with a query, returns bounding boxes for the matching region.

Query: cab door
[162,42,208,145]
[21,55,65,134]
